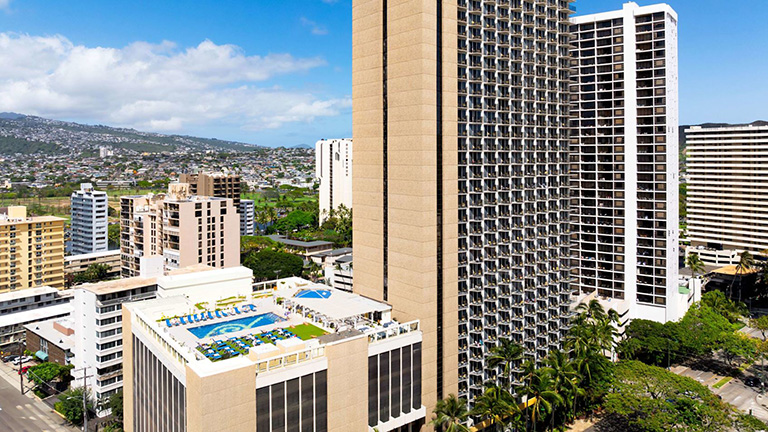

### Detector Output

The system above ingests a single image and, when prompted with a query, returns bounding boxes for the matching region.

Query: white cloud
[0,0,10,10]
[300,17,328,36]
[0,33,350,133]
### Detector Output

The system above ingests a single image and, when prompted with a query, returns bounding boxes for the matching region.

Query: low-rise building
[325,255,353,293]
[24,317,75,365]
[65,250,121,280]
[123,274,426,432]
[266,235,333,259]
[0,286,73,349]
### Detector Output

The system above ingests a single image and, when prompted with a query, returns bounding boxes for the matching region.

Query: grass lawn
[289,323,328,340]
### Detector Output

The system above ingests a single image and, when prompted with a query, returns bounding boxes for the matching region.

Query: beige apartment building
[686,124,768,263]
[120,184,239,277]
[179,172,242,208]
[0,206,65,291]
[353,0,574,409]
[123,271,425,432]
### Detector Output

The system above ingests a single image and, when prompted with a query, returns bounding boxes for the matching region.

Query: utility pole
[73,366,92,432]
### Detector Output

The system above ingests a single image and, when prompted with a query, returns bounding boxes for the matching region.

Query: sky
[0,0,765,147]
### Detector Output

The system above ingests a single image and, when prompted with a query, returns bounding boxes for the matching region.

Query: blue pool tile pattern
[294,289,332,299]
[187,312,285,339]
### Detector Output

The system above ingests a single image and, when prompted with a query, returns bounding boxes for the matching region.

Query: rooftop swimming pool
[294,289,332,299]
[187,312,285,339]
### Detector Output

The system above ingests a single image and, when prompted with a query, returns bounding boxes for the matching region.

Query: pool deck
[167,299,308,351]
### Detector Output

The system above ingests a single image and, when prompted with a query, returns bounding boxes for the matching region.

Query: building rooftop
[266,235,333,249]
[315,247,353,258]
[24,318,75,352]
[712,265,760,276]
[0,286,60,302]
[77,276,157,295]
[128,277,417,370]
[65,249,121,262]
[0,303,73,328]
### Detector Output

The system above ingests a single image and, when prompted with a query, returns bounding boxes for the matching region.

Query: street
[672,364,768,422]
[0,360,78,432]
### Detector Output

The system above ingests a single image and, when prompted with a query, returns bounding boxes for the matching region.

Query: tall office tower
[570,2,682,323]
[70,183,109,255]
[239,199,255,236]
[353,0,574,410]
[120,184,239,277]
[686,124,768,264]
[316,138,353,223]
[0,206,65,291]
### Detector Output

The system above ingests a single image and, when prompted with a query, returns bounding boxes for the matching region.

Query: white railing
[254,346,325,373]
[365,320,420,343]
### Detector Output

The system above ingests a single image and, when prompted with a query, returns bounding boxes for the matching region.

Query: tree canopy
[242,248,303,281]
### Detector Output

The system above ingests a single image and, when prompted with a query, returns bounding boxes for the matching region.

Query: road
[673,364,768,422]
[0,360,78,432]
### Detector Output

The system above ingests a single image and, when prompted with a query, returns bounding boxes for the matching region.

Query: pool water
[187,312,284,339]
[294,289,332,299]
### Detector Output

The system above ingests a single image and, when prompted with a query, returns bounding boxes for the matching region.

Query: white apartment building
[315,139,352,223]
[570,2,683,323]
[239,199,255,236]
[686,125,768,263]
[71,183,109,255]
[72,276,158,403]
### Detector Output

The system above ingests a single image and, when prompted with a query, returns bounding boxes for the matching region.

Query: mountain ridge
[0,113,265,155]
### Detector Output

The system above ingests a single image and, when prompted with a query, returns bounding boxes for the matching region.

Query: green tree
[735,413,768,432]
[242,249,303,281]
[429,394,470,432]
[56,387,94,427]
[240,235,277,254]
[542,349,582,426]
[685,253,705,278]
[718,332,757,366]
[486,338,524,387]
[108,224,121,249]
[749,314,768,340]
[521,371,563,432]
[701,290,747,324]
[471,383,518,432]
[106,390,123,430]
[605,361,732,432]
[27,362,73,388]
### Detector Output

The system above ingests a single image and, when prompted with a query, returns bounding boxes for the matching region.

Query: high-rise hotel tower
[570,2,683,323]
[353,0,574,409]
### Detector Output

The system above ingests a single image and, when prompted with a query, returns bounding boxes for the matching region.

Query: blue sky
[0,0,765,147]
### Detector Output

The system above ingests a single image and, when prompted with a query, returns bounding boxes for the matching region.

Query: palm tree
[685,253,705,279]
[430,394,470,432]
[520,359,537,429]
[471,383,518,431]
[730,251,755,300]
[543,350,581,427]
[522,371,564,432]
[487,339,524,387]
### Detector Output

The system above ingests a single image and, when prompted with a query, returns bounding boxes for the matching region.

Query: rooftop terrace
[131,277,418,370]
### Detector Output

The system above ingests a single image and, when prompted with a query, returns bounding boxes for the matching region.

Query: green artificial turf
[290,323,328,340]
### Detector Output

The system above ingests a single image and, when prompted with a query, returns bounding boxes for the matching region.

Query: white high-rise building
[570,2,684,323]
[71,183,109,255]
[315,139,352,223]
[686,125,768,263]
[239,199,255,236]
[72,277,157,404]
